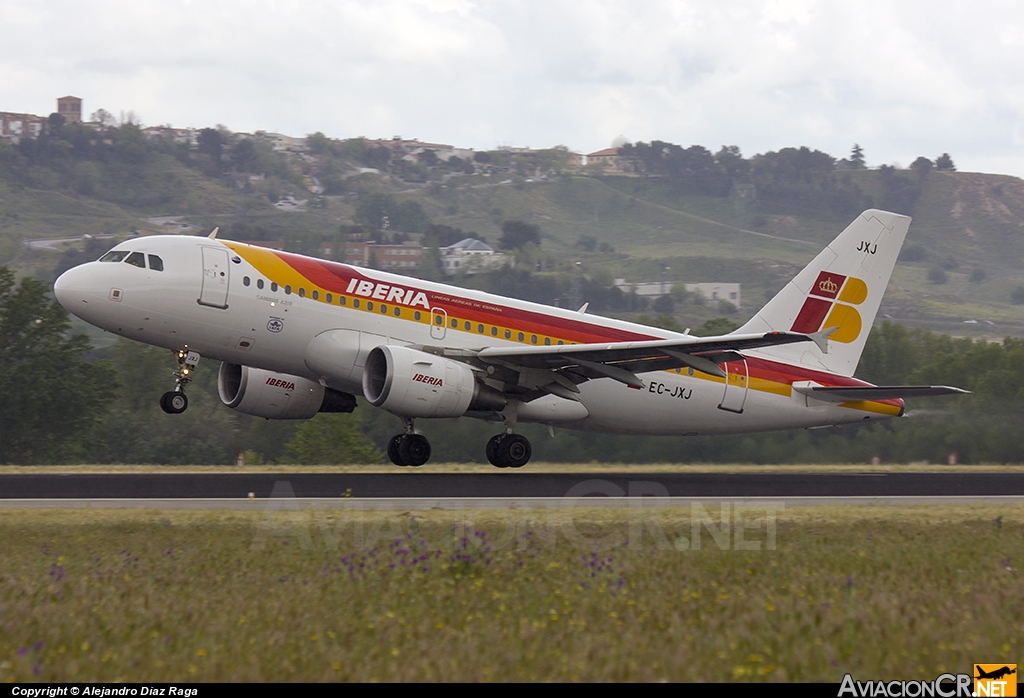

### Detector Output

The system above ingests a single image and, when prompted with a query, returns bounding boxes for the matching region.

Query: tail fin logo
[791,272,869,344]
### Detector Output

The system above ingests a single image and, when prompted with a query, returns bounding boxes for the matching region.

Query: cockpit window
[99,250,129,263]
[148,255,164,271]
[125,252,146,268]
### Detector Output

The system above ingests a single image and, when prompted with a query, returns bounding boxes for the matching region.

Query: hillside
[4,127,1024,337]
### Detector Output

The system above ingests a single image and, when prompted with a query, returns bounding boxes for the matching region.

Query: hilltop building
[142,126,199,146]
[440,238,510,275]
[0,111,45,144]
[585,147,624,171]
[1,96,82,143]
[366,136,474,162]
[56,96,82,123]
[320,241,425,271]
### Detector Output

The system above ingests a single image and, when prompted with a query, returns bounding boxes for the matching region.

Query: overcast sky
[4,0,1024,176]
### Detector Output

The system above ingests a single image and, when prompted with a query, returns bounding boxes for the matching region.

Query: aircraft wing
[428,330,827,399]
[792,385,970,402]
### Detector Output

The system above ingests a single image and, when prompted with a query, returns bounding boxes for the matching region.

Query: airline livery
[53,209,965,467]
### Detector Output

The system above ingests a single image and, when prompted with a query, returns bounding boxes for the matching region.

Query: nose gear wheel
[160,348,200,414]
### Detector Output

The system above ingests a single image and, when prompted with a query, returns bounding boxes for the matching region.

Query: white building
[685,283,741,308]
[613,279,674,298]
[440,238,510,275]
[257,131,309,152]
[613,278,741,307]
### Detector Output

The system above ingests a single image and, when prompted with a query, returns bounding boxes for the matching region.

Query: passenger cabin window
[125,252,146,268]
[99,250,129,263]
[148,255,164,271]
[270,282,278,292]
[243,276,251,287]
[257,279,264,289]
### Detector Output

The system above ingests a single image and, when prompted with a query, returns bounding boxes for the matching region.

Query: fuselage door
[430,307,447,340]
[718,357,749,414]
[198,246,230,309]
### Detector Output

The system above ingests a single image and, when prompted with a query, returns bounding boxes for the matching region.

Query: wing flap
[793,385,970,402]
[473,331,815,371]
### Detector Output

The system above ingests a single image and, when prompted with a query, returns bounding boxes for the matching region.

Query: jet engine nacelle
[218,363,356,419]
[362,345,506,418]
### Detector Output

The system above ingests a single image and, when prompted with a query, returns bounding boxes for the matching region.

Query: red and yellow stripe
[225,242,902,416]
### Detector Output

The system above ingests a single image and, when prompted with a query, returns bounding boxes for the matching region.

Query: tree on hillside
[879,164,923,215]
[0,267,117,463]
[425,224,476,248]
[850,144,866,169]
[90,109,116,127]
[694,318,739,336]
[197,128,224,160]
[354,193,430,234]
[715,145,749,181]
[911,157,934,178]
[306,131,330,155]
[196,128,226,176]
[499,220,541,250]
[935,153,956,171]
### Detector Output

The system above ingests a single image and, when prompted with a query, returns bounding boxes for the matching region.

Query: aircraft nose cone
[53,264,91,315]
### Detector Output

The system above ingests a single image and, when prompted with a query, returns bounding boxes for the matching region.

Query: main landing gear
[486,433,532,468]
[160,348,200,415]
[485,404,531,468]
[387,418,431,467]
[385,416,533,468]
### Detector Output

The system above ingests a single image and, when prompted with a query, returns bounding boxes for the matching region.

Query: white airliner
[53,209,965,467]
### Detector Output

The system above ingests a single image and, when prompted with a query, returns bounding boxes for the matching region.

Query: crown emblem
[818,278,838,294]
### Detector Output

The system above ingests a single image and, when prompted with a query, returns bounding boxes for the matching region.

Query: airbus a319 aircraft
[54,208,965,467]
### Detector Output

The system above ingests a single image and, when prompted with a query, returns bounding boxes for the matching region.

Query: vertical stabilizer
[738,209,910,376]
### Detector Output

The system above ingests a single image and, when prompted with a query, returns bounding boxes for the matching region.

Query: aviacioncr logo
[790,272,868,344]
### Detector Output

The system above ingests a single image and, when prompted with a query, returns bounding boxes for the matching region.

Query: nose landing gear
[160,349,200,415]
[387,418,431,467]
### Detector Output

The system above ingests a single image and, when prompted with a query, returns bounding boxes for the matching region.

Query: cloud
[2,0,1024,175]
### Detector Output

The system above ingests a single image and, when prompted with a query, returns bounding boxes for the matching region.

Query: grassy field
[1,506,1021,681]
[5,463,1024,474]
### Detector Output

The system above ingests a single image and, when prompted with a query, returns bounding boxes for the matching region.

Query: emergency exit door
[718,358,749,413]
[199,247,230,308]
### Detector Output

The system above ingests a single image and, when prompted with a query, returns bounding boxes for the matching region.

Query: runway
[1,471,1023,502]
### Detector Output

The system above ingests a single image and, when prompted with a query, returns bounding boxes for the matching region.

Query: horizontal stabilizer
[792,385,970,402]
